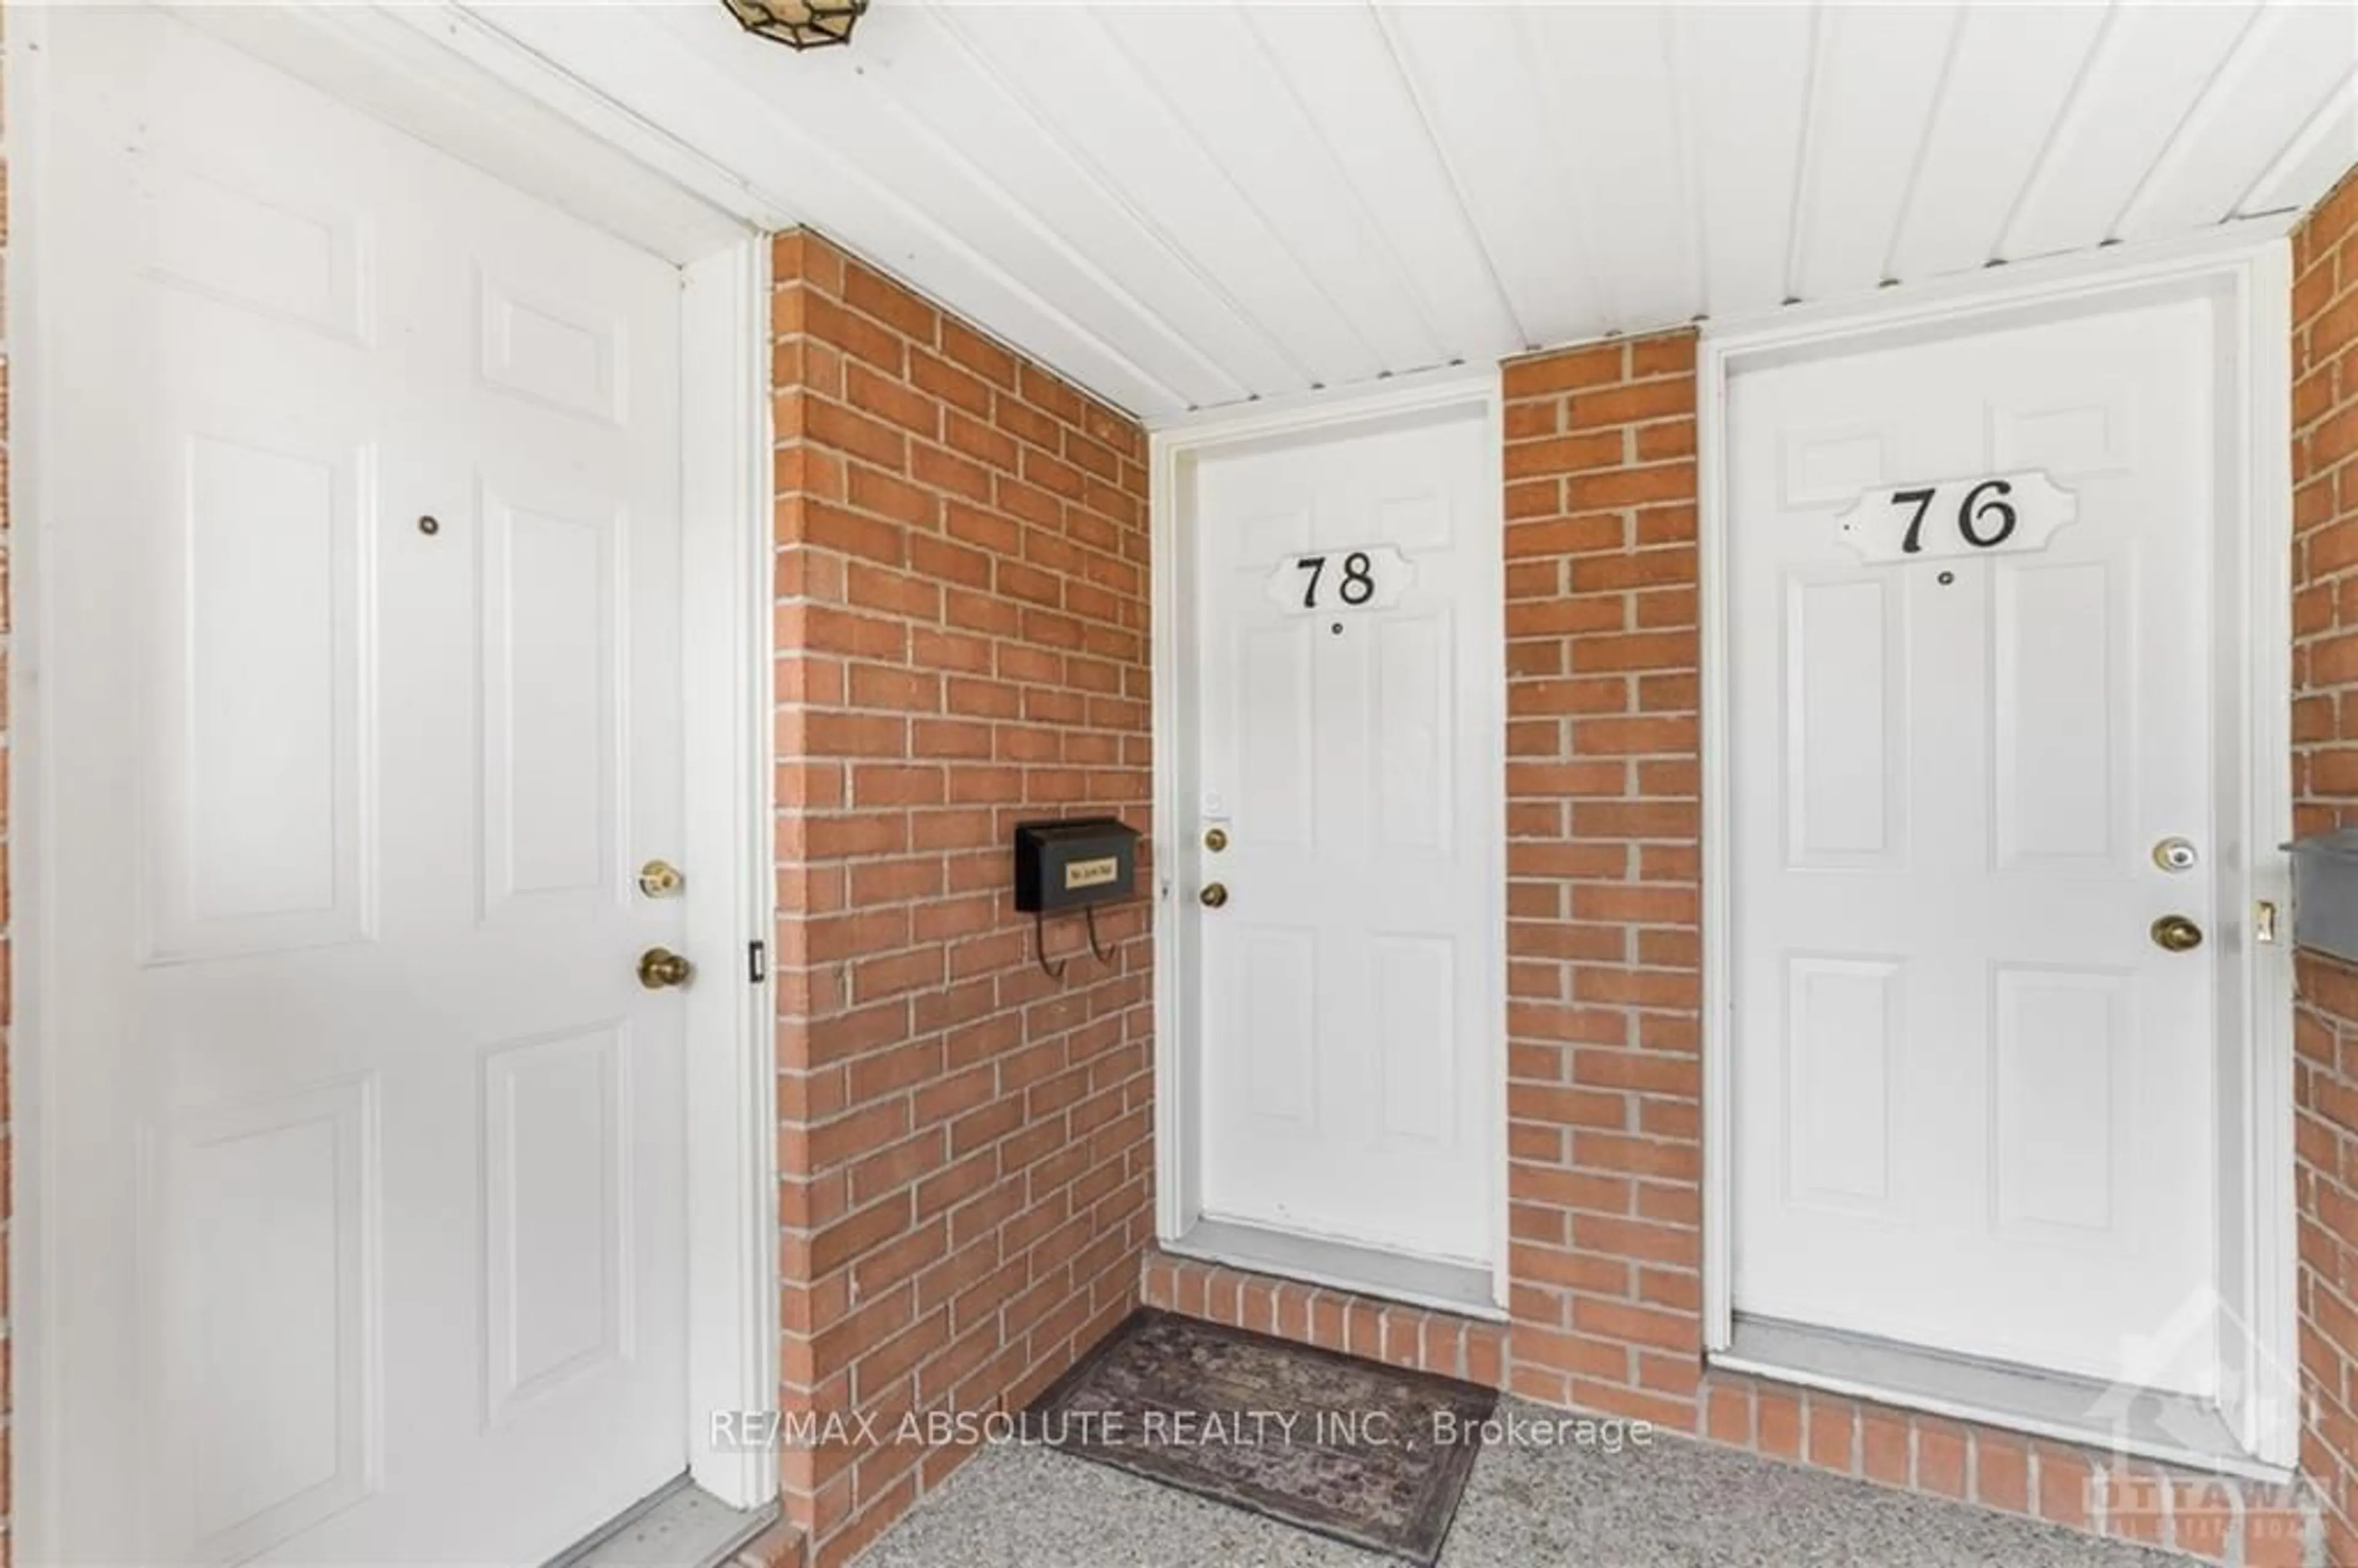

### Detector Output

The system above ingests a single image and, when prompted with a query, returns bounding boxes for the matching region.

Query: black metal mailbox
[1013,817,1140,913]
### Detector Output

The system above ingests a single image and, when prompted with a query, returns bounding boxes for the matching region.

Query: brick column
[769,231,1156,1568]
[1498,330,1705,1423]
[2290,166,2358,1568]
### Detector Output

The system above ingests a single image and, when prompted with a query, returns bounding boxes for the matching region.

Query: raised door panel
[1233,618,1316,849]
[133,17,382,354]
[1233,928,1317,1128]
[1372,611,1451,852]
[1369,483,1453,554]
[1783,957,1899,1211]
[1778,425,1886,511]
[1372,933,1457,1147]
[477,268,628,426]
[1991,560,2125,871]
[1782,574,1904,867]
[147,425,374,961]
[155,1081,379,1565]
[480,487,625,917]
[483,1025,631,1423]
[1992,966,2129,1239]
[1988,387,2138,481]
[146,160,372,345]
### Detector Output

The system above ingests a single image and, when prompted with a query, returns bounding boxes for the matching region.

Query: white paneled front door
[1727,297,2224,1392]
[1184,403,1501,1270]
[42,11,689,1562]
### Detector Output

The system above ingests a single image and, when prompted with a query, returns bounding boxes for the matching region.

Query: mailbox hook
[1034,907,1068,982]
[1033,904,1119,982]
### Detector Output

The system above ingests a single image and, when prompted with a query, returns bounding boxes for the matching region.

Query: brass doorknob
[638,947,694,988]
[2150,915,2204,953]
[1199,883,1229,909]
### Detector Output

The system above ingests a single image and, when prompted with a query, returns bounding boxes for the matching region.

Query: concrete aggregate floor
[852,1400,2187,1567]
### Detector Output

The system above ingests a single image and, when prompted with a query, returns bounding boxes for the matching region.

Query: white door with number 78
[1186,403,1503,1273]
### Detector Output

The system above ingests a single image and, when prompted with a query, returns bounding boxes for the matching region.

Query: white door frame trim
[1146,369,1511,1312]
[678,236,782,1511]
[3,10,780,1551]
[1697,223,2300,1467]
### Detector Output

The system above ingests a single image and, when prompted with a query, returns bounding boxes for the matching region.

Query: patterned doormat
[1025,1309,1498,1566]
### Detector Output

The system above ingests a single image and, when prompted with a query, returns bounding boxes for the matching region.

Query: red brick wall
[2291,166,2358,1568]
[1499,331,1705,1423]
[768,231,1155,1568]
[1142,1251,1508,1389]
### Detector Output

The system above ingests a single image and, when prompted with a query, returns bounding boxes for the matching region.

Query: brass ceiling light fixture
[721,0,868,51]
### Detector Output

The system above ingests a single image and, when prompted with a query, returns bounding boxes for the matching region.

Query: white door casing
[1164,390,1504,1275]
[1724,288,2252,1399]
[31,11,697,1561]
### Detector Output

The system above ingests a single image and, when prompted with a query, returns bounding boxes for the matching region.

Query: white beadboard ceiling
[461,0,2356,420]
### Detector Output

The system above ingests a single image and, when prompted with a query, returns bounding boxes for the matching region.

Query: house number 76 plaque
[1832,470,2076,565]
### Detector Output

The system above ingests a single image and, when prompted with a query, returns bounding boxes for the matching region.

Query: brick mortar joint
[2292,406,2358,441]
[808,381,1145,477]
[772,289,1139,462]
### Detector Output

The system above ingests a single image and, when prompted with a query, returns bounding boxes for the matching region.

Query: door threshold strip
[1719,1313,2289,1484]
[1170,1216,1503,1321]
[547,1476,782,1568]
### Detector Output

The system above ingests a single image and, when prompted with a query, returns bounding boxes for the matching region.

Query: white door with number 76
[1728,295,2225,1393]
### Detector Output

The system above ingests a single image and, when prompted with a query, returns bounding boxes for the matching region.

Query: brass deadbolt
[1204,827,1229,852]
[639,859,685,898]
